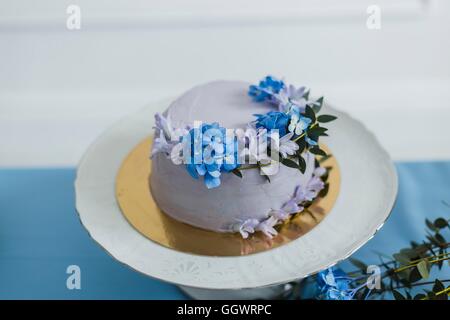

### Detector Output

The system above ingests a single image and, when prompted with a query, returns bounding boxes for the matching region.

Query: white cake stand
[75,100,397,300]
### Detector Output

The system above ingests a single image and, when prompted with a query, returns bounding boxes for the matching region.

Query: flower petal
[204,174,221,189]
[208,170,221,178]
[186,164,199,179]
[196,164,207,176]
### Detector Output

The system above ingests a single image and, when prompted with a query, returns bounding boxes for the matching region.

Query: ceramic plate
[75,100,397,289]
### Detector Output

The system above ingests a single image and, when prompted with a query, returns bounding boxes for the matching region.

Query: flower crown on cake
[151,76,337,238]
[152,75,337,187]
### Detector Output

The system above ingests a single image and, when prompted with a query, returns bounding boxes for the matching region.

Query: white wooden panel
[0,0,449,166]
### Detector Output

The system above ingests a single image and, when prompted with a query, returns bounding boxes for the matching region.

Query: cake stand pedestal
[75,100,397,300]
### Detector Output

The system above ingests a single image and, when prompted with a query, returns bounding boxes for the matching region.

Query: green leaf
[400,248,419,260]
[426,219,438,232]
[400,278,413,289]
[231,169,242,178]
[433,279,445,293]
[438,248,444,269]
[303,105,316,123]
[298,155,306,174]
[393,290,406,300]
[318,154,332,164]
[281,158,299,169]
[308,126,328,137]
[410,241,419,248]
[435,233,446,244]
[312,97,324,113]
[414,293,426,300]
[408,267,422,283]
[393,253,410,265]
[397,270,411,283]
[303,90,310,100]
[427,291,436,300]
[416,260,429,279]
[321,169,330,183]
[319,183,329,197]
[317,114,337,123]
[309,147,327,157]
[434,218,449,229]
[296,138,306,153]
[426,234,441,247]
[349,257,368,271]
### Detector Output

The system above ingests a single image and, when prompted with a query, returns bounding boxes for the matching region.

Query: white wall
[1,0,449,166]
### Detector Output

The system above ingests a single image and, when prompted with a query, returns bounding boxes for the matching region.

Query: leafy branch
[283,213,449,300]
[348,216,450,300]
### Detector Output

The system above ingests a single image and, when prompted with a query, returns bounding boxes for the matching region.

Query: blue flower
[183,123,239,189]
[253,111,290,136]
[305,136,318,146]
[316,267,359,300]
[249,76,285,102]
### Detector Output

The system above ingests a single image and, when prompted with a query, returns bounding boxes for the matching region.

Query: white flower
[151,130,172,158]
[314,166,327,177]
[152,113,189,159]
[307,176,325,196]
[269,199,303,221]
[170,143,184,165]
[272,132,299,159]
[295,175,325,202]
[269,209,290,221]
[256,216,278,238]
[288,114,311,135]
[234,219,259,239]
[154,112,174,140]
[152,113,174,158]
[275,85,308,112]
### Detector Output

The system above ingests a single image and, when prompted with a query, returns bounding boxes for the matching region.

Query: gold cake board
[116,138,340,257]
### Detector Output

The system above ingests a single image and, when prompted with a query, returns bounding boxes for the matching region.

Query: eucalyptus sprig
[344,215,450,300]
[281,211,449,300]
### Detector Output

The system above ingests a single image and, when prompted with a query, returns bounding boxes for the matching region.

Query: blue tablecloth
[1,162,449,299]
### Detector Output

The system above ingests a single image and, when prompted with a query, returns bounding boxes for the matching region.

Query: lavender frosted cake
[150,76,337,238]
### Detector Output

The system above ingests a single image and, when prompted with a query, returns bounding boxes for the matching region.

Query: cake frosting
[149,77,335,238]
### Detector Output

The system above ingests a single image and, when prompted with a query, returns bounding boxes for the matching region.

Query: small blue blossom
[248,76,285,102]
[253,111,290,136]
[316,267,361,300]
[183,123,239,189]
[305,136,318,146]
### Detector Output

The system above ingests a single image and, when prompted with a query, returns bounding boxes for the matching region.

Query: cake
[150,76,336,238]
